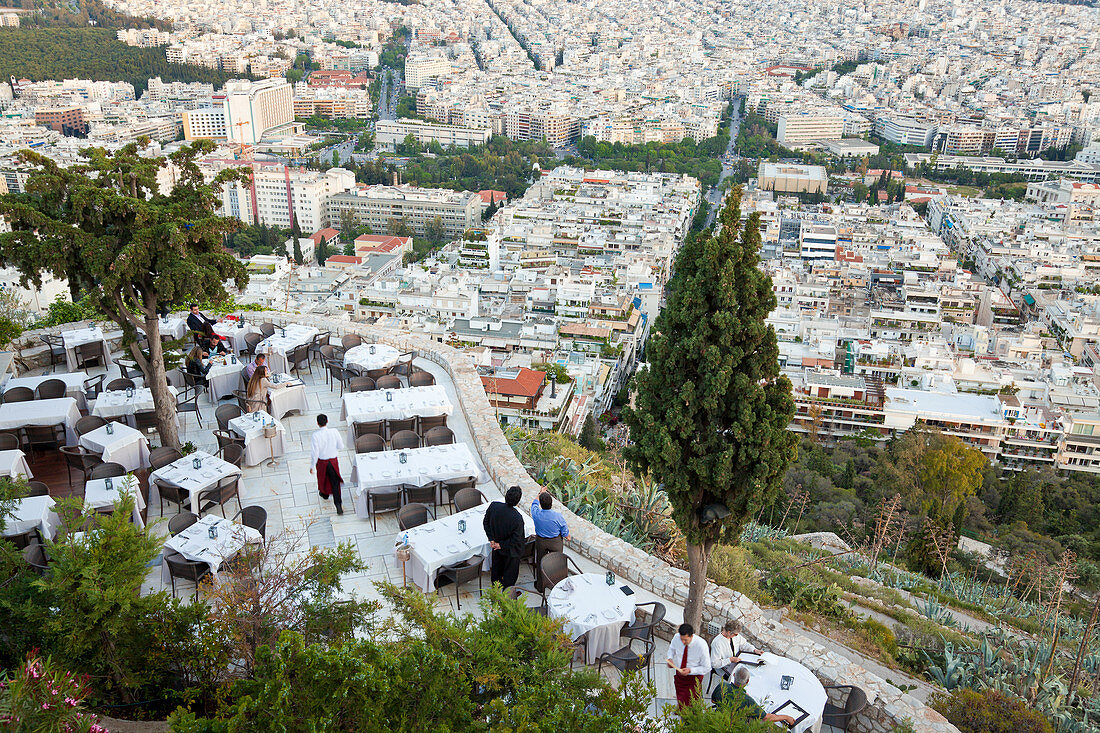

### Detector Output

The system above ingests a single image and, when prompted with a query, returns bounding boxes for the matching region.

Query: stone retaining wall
[12,314,957,733]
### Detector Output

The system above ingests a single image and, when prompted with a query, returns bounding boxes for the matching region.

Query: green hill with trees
[0,27,242,96]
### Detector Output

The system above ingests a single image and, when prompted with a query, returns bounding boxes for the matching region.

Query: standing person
[531,486,569,540]
[309,413,345,516]
[710,619,757,680]
[666,623,711,710]
[186,303,216,335]
[482,485,525,589]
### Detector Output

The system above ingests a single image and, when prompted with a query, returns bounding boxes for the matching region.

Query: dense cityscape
[0,0,1098,729]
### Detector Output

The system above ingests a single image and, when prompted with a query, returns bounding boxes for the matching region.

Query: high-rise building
[404,54,452,90]
[182,79,293,145]
[326,185,481,238]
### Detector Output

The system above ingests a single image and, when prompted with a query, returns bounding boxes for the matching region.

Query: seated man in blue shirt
[531,486,569,539]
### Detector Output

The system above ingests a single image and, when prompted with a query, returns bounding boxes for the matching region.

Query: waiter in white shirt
[309,413,345,515]
[711,619,757,680]
[666,622,711,709]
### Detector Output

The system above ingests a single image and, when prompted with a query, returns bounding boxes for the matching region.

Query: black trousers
[491,549,521,588]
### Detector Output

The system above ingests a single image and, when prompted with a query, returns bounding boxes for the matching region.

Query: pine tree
[623,187,796,629]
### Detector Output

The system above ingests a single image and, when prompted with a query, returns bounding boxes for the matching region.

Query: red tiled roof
[326,255,362,265]
[354,234,410,253]
[310,228,340,244]
[481,367,545,398]
[478,190,507,204]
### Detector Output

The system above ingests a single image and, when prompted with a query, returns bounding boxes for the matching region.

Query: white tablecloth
[84,474,145,527]
[91,387,179,430]
[150,450,242,515]
[4,372,89,410]
[267,374,307,418]
[344,343,401,373]
[61,327,113,372]
[340,385,453,440]
[206,357,246,401]
[351,444,482,517]
[0,449,32,479]
[163,514,261,580]
[214,322,261,354]
[0,397,81,445]
[547,573,636,664]
[4,495,59,539]
[256,325,318,374]
[742,652,827,733]
[228,411,286,466]
[394,503,535,593]
[156,317,190,341]
[79,422,150,472]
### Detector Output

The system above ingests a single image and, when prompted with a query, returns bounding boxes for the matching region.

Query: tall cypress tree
[290,216,304,265]
[624,187,796,629]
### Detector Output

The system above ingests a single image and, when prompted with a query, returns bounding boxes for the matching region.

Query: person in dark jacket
[482,485,525,588]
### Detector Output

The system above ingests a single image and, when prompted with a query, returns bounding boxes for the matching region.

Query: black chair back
[424,426,455,446]
[89,462,126,479]
[452,487,485,513]
[234,505,268,539]
[3,386,33,403]
[106,378,135,392]
[149,447,183,471]
[74,415,107,436]
[390,430,420,451]
[397,502,430,530]
[355,434,386,453]
[35,379,67,400]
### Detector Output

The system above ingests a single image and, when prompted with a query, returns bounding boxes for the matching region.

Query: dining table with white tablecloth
[4,495,59,540]
[79,422,150,472]
[3,372,90,410]
[91,387,179,428]
[340,385,453,440]
[61,326,114,372]
[149,451,242,515]
[214,321,261,354]
[0,397,82,445]
[148,316,190,341]
[84,474,146,527]
[255,325,318,374]
[547,573,637,665]
[162,514,262,581]
[738,652,827,733]
[343,343,401,374]
[351,443,482,516]
[204,355,246,400]
[0,449,32,479]
[266,373,307,418]
[228,410,286,466]
[394,503,535,593]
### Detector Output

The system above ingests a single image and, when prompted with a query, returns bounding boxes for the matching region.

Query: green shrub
[931,688,1054,733]
[763,573,849,619]
[708,545,759,598]
[855,617,898,658]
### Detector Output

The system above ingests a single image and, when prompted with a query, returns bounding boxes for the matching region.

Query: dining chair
[176,386,204,429]
[217,443,245,468]
[153,478,190,515]
[148,447,183,471]
[0,432,20,451]
[213,429,246,454]
[355,434,386,454]
[215,404,243,432]
[597,637,655,682]
[75,341,106,371]
[390,430,420,451]
[435,554,484,611]
[22,423,66,461]
[88,462,126,480]
[341,333,362,350]
[375,375,403,390]
[2,386,33,403]
[288,344,312,378]
[409,370,436,387]
[106,378,135,392]
[441,476,476,513]
[537,552,582,598]
[234,505,268,540]
[384,417,416,442]
[74,415,107,437]
[83,374,105,400]
[400,483,437,519]
[348,376,376,392]
[366,489,401,531]
[59,445,101,487]
[244,333,266,356]
[353,420,384,439]
[35,379,68,400]
[423,426,455,446]
[164,550,210,599]
[397,502,430,531]
[259,322,276,338]
[822,685,868,732]
[25,481,50,497]
[452,487,485,514]
[197,475,242,518]
[40,334,66,370]
[168,511,198,537]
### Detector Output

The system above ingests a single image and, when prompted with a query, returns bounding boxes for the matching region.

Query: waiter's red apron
[674,644,702,708]
[316,457,341,497]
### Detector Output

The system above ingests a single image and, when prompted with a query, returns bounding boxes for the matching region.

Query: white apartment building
[375,118,491,151]
[799,223,838,262]
[876,117,936,148]
[776,113,845,146]
[1025,179,1100,206]
[182,79,293,146]
[404,54,452,91]
[204,157,355,233]
[326,185,481,237]
[758,162,828,194]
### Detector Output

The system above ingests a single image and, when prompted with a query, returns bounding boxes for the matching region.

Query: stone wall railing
[14,312,957,733]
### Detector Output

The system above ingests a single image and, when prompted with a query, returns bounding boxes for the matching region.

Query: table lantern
[237,318,243,329]
[605,571,615,586]
[369,344,376,355]
[457,519,466,533]
[399,452,407,464]
[125,386,134,398]
[193,456,202,470]
[208,524,218,539]
[231,354,237,364]
[280,326,286,337]
[253,411,260,421]
[105,422,114,435]
[104,477,113,491]
[386,390,393,402]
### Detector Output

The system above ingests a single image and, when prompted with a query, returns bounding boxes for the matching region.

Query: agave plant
[919,597,959,628]
[924,641,972,690]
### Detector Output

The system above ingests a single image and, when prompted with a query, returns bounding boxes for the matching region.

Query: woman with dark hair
[185,344,212,385]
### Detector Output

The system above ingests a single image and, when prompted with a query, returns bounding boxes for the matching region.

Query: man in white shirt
[666,623,711,709]
[711,619,757,680]
[309,413,345,515]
